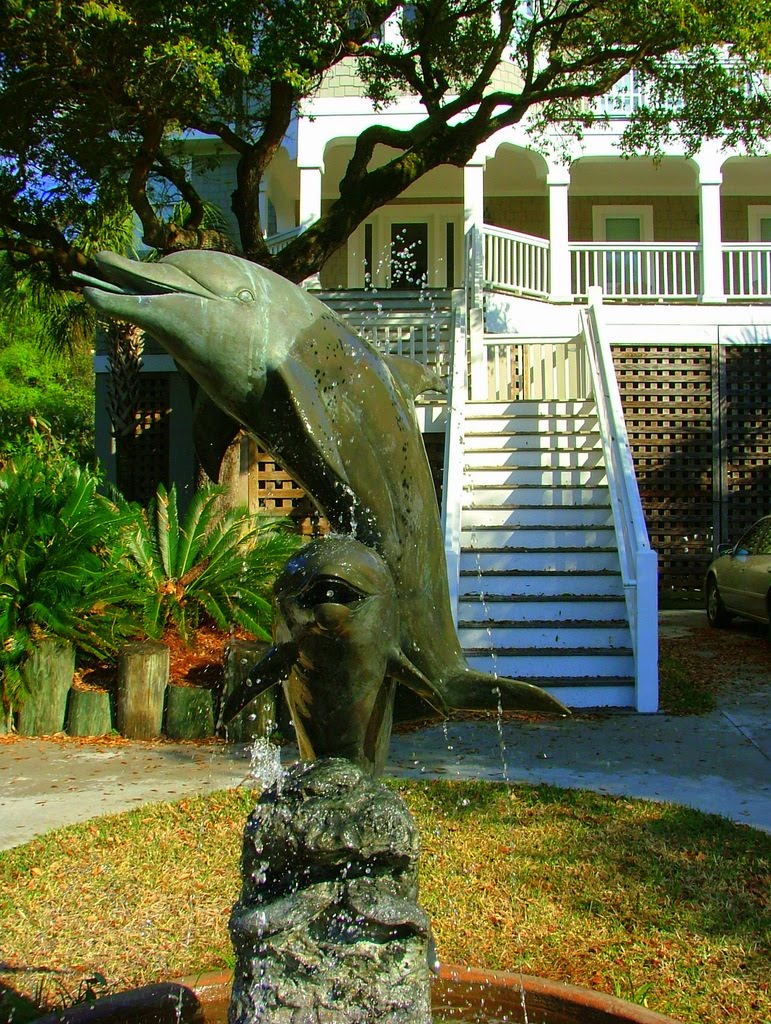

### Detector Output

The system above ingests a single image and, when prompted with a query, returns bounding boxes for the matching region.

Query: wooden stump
[67,689,113,737]
[221,639,275,742]
[117,641,169,739]
[165,684,215,740]
[15,640,75,735]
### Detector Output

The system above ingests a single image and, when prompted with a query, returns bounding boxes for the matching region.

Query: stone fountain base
[31,965,681,1024]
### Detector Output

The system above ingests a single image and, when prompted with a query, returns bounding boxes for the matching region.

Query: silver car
[705,515,771,639]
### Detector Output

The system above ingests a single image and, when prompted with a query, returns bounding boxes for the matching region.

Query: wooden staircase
[457,400,636,706]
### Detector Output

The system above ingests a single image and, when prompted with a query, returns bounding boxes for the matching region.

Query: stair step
[462,506,614,528]
[458,572,624,598]
[461,526,617,548]
[463,433,602,452]
[464,467,608,486]
[465,485,609,507]
[465,400,598,417]
[460,549,621,572]
[458,596,628,622]
[465,650,635,678]
[459,623,631,648]
[464,417,599,434]
[463,449,606,470]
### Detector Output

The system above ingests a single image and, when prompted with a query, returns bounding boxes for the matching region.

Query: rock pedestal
[228,759,432,1024]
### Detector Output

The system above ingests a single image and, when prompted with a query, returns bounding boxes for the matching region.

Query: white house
[95,64,771,714]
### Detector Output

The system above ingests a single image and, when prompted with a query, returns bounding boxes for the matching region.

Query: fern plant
[121,483,301,643]
[0,429,139,722]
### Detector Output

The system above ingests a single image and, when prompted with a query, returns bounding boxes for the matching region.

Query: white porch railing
[723,243,771,299]
[580,289,658,712]
[345,310,454,383]
[480,336,591,402]
[264,226,303,255]
[483,226,550,299]
[570,242,700,300]
[482,224,771,303]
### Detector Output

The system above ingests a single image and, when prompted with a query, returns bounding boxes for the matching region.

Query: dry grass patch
[0,782,768,1024]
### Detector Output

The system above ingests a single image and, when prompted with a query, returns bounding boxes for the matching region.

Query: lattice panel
[132,374,171,505]
[722,345,771,542]
[247,432,444,537]
[245,442,324,537]
[613,346,715,591]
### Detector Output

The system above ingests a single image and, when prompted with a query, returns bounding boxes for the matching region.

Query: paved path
[1,612,769,849]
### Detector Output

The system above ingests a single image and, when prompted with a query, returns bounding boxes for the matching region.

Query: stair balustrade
[580,289,659,712]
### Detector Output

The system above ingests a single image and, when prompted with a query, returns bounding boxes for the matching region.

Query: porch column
[698,166,726,304]
[547,165,572,303]
[464,157,487,400]
[298,165,323,229]
[463,158,485,308]
[298,165,323,287]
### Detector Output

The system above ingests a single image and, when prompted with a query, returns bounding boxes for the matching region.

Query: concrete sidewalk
[1,612,769,849]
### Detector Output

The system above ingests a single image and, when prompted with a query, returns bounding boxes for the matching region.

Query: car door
[741,518,771,620]
[720,522,761,615]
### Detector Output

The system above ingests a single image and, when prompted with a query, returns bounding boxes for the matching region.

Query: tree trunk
[15,640,75,735]
[165,683,215,740]
[67,689,113,737]
[106,321,145,502]
[117,641,169,739]
[221,639,276,742]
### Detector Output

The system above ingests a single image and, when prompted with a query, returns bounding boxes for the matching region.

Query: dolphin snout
[313,603,351,633]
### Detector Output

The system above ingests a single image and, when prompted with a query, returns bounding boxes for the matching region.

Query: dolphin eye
[298,577,364,608]
[237,289,254,303]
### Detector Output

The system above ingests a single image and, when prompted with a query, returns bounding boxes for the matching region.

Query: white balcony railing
[483,226,550,299]
[723,243,771,299]
[589,70,647,117]
[570,242,700,300]
[480,224,771,303]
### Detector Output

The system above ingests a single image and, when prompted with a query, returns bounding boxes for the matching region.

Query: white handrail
[441,290,469,626]
[581,288,658,711]
[264,226,303,255]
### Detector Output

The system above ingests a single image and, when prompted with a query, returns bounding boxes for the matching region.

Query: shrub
[0,429,137,723]
[121,482,301,643]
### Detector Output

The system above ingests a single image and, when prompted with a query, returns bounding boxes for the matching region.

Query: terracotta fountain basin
[32,965,680,1023]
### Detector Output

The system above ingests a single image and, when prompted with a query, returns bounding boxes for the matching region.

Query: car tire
[706,576,732,628]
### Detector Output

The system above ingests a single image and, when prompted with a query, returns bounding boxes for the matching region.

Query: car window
[735,518,771,555]
[754,519,771,555]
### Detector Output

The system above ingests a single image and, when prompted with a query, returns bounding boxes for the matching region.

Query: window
[592,205,653,296]
[748,206,771,242]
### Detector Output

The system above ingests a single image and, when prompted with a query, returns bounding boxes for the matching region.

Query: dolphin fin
[388,648,449,718]
[442,669,570,716]
[384,354,447,401]
[221,642,297,724]
[279,358,352,486]
[192,386,241,483]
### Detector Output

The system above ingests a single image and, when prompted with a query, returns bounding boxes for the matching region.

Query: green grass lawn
[0,781,769,1024]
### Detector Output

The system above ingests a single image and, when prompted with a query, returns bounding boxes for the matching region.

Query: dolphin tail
[443,669,570,717]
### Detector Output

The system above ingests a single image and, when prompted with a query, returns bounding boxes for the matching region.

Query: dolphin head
[275,535,399,642]
[79,250,309,417]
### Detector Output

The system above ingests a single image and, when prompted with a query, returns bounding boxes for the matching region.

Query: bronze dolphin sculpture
[80,250,568,719]
[221,536,448,775]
